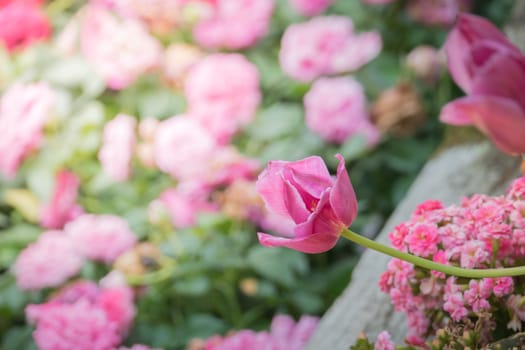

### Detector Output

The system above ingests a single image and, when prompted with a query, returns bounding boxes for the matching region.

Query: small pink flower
[288,0,333,17]
[407,0,472,27]
[193,0,274,50]
[81,4,162,90]
[65,214,137,263]
[99,114,137,182]
[0,82,55,179]
[375,331,395,350]
[492,276,514,297]
[361,0,394,4]
[185,54,261,144]
[40,170,84,229]
[280,16,382,81]
[257,154,357,254]
[12,231,84,291]
[463,280,490,313]
[96,286,136,334]
[0,2,51,52]
[405,223,440,257]
[304,76,379,145]
[154,115,216,180]
[119,346,158,350]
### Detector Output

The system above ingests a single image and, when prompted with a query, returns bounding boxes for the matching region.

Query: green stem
[341,228,525,278]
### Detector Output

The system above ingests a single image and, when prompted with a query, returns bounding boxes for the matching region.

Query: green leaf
[1,326,37,350]
[290,290,324,314]
[174,276,210,296]
[247,246,308,287]
[246,103,303,141]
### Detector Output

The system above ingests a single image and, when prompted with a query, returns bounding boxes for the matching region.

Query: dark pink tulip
[256,154,357,254]
[440,14,525,154]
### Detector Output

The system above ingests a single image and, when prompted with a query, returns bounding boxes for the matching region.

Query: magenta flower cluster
[379,177,525,345]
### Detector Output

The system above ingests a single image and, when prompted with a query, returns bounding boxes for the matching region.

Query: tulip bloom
[439,14,525,154]
[256,154,357,253]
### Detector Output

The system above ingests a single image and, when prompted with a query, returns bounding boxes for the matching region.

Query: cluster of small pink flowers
[374,331,395,350]
[304,76,380,145]
[192,0,274,50]
[204,314,319,350]
[184,53,261,145]
[26,280,136,350]
[0,82,55,179]
[39,169,84,229]
[288,0,333,17]
[81,3,162,90]
[279,16,382,82]
[99,114,137,182]
[65,214,137,264]
[379,176,525,344]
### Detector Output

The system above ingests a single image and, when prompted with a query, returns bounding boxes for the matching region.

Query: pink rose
[256,154,357,254]
[65,214,137,263]
[40,170,84,229]
[185,53,261,144]
[81,4,162,90]
[439,14,525,154]
[99,114,137,182]
[288,0,333,17]
[0,82,54,178]
[154,115,216,180]
[279,16,382,82]
[0,2,51,52]
[304,77,380,145]
[202,146,259,187]
[407,0,472,27]
[12,230,84,290]
[193,0,274,49]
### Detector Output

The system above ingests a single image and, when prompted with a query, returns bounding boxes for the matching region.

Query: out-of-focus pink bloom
[40,170,84,229]
[407,0,471,27]
[119,345,158,350]
[288,0,333,17]
[361,0,394,4]
[280,16,382,82]
[159,184,218,228]
[185,54,261,144]
[12,231,84,290]
[65,214,137,263]
[256,154,357,254]
[26,281,136,350]
[154,115,216,180]
[405,45,443,83]
[163,43,204,89]
[0,2,51,52]
[99,114,137,182]
[0,82,54,179]
[374,331,395,350]
[304,77,380,145]
[81,4,162,90]
[203,146,259,187]
[193,0,274,49]
[439,14,525,154]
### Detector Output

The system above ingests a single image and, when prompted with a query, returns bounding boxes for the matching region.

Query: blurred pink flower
[304,76,380,145]
[375,331,395,350]
[439,14,525,154]
[40,170,84,229]
[0,82,54,179]
[193,0,274,49]
[119,346,158,350]
[99,114,137,182]
[257,154,357,254]
[185,54,261,144]
[12,231,84,290]
[288,0,333,17]
[280,16,382,82]
[361,0,394,4]
[154,115,216,180]
[405,45,443,83]
[65,214,137,263]
[407,0,471,27]
[0,2,51,52]
[162,43,204,89]
[81,4,162,90]
[203,146,259,187]
[159,184,218,228]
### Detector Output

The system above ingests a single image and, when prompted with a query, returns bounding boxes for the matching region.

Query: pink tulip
[439,14,525,154]
[40,170,83,229]
[256,154,357,253]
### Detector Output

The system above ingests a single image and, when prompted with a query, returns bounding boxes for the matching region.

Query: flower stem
[341,228,525,278]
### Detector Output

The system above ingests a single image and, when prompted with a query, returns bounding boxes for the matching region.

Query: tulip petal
[440,100,475,126]
[257,231,338,254]
[330,154,358,225]
[285,156,332,198]
[441,96,525,154]
[256,160,290,217]
[282,179,310,224]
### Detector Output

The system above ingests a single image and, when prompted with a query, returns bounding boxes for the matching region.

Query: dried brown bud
[371,82,425,137]
[239,277,259,296]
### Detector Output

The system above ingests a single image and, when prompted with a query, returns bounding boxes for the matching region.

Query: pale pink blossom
[12,231,84,290]
[280,16,382,81]
[162,43,204,89]
[65,214,137,263]
[405,45,443,83]
[407,0,472,27]
[185,54,261,144]
[81,4,162,90]
[40,170,83,229]
[361,0,394,4]
[0,82,54,178]
[119,346,158,350]
[374,331,395,350]
[463,280,491,312]
[193,0,274,49]
[304,76,380,145]
[288,0,333,17]
[99,114,137,182]
[153,115,216,180]
[404,223,439,257]
[202,146,259,187]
